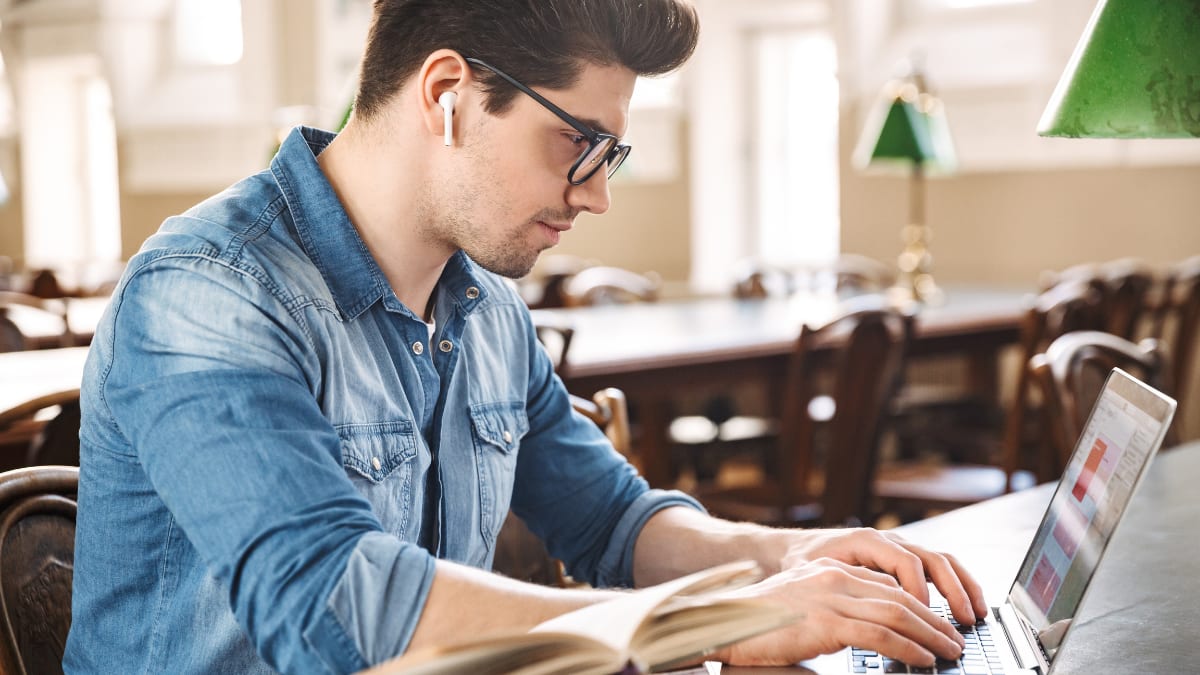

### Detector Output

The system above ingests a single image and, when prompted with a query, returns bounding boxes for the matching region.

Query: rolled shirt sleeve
[99,257,433,673]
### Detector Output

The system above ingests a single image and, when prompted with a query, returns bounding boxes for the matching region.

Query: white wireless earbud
[439,91,458,146]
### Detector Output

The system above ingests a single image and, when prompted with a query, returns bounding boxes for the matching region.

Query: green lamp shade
[855,87,957,172]
[1038,0,1200,138]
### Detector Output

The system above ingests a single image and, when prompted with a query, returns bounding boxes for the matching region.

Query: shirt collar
[270,126,489,320]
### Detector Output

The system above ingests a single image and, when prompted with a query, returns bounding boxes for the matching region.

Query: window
[751,29,840,267]
[174,0,244,67]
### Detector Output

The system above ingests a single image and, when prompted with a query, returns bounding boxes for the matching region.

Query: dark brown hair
[354,0,700,119]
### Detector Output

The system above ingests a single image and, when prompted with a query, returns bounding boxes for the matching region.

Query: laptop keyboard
[848,601,1004,674]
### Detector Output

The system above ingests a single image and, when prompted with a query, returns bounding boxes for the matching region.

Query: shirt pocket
[337,420,419,538]
[469,401,529,545]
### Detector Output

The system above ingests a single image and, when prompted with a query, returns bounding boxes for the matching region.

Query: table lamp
[855,65,957,305]
[1039,0,1200,139]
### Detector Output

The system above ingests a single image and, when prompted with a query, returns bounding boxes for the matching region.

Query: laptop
[793,367,1177,675]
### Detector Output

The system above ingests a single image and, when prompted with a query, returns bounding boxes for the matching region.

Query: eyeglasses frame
[464,57,631,186]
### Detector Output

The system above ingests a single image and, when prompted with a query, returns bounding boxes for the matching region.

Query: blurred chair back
[1001,279,1106,482]
[0,312,25,354]
[532,317,575,374]
[731,255,894,299]
[492,388,631,586]
[695,296,910,526]
[0,391,81,473]
[1042,259,1155,340]
[1153,256,1200,429]
[1030,331,1174,472]
[0,465,78,675]
[561,267,660,307]
[523,254,592,309]
[801,254,896,296]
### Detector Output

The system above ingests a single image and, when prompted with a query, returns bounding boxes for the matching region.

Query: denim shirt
[63,127,702,675]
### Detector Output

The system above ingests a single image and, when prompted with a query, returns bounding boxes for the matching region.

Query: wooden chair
[1030,331,1174,472]
[561,267,661,307]
[0,391,82,473]
[691,296,911,527]
[875,280,1105,522]
[523,254,593,309]
[0,311,25,354]
[1042,259,1156,340]
[1152,256,1200,432]
[0,465,78,675]
[532,317,575,374]
[798,253,896,295]
[492,388,631,586]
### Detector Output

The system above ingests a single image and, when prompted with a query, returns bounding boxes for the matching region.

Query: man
[64,1,985,673]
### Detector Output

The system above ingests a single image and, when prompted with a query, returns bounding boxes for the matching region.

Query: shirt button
[439,339,453,353]
[502,430,513,444]
[412,341,424,355]
[371,456,382,471]
[465,286,480,299]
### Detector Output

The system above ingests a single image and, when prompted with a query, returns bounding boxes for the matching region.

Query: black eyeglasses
[465,57,631,186]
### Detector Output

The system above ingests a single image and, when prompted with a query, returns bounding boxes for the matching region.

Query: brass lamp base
[889,223,943,306]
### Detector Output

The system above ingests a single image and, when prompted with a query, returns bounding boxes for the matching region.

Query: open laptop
[794,367,1177,675]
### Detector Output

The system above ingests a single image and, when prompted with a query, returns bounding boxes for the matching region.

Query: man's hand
[713,557,967,668]
[779,528,988,627]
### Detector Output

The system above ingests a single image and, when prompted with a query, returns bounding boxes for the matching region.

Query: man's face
[422,62,636,279]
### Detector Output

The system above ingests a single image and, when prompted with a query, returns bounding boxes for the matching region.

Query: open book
[363,560,794,675]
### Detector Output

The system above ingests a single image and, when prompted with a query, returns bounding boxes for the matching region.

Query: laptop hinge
[997,604,1050,673]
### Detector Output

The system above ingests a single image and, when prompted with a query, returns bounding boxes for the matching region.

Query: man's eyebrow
[578,116,618,138]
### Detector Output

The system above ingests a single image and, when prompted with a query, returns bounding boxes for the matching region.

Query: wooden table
[725,440,1200,673]
[532,286,1029,486]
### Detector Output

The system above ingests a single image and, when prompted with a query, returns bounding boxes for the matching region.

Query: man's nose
[566,169,612,215]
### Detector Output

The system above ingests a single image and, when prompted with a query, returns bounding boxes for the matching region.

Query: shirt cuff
[307,532,436,672]
[595,489,706,588]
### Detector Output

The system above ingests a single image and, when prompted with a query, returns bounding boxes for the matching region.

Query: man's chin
[469,252,540,280]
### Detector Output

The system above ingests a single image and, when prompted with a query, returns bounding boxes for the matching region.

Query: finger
[896,542,988,624]
[854,532,929,605]
[941,551,989,620]
[842,574,965,655]
[838,617,936,667]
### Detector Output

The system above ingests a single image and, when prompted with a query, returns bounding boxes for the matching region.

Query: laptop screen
[1007,368,1176,663]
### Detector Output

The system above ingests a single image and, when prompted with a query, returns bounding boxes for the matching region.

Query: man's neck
[316,121,450,317]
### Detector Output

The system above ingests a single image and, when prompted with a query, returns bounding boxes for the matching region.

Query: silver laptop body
[798,367,1177,675]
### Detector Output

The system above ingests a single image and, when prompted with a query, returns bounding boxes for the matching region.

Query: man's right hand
[712,557,966,668]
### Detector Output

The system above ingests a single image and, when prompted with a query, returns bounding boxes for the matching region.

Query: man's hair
[354,0,700,120]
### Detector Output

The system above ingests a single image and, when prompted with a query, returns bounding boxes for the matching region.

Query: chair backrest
[731,255,894,299]
[1000,279,1106,482]
[561,266,660,307]
[0,311,26,354]
[0,465,78,675]
[805,254,896,295]
[1153,256,1200,417]
[491,388,632,586]
[777,296,911,526]
[1029,331,1174,473]
[26,400,81,468]
[524,254,593,309]
[1043,259,1156,340]
[0,391,82,472]
[532,317,575,373]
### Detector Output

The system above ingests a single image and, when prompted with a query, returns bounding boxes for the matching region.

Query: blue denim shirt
[64,127,702,675]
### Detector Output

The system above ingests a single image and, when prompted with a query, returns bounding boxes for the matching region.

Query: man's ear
[417,50,471,146]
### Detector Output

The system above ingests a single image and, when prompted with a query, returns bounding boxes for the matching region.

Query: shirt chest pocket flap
[469,402,529,457]
[337,420,418,484]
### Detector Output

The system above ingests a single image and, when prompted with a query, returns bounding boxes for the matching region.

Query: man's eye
[567,134,588,146]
